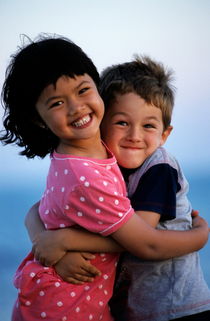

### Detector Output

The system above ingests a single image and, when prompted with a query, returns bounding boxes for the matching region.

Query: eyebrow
[45,80,91,105]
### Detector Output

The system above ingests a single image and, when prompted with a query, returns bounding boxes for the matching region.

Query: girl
[1,35,208,321]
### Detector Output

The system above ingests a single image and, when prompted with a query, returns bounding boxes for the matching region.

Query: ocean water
[0,174,210,321]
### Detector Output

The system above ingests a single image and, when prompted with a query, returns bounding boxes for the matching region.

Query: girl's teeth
[73,115,91,127]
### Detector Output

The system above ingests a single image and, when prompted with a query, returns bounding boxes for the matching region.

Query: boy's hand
[55,252,101,284]
[32,229,67,266]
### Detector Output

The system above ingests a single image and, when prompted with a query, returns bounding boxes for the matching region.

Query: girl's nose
[68,99,85,116]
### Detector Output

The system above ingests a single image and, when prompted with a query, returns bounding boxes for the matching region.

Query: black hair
[0,34,100,158]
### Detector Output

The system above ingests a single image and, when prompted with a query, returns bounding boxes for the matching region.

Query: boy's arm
[25,203,123,266]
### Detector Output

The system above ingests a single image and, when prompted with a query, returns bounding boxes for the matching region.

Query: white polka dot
[77,212,83,217]
[57,301,63,307]
[60,224,66,228]
[43,267,49,270]
[61,187,65,192]
[98,284,103,289]
[44,223,48,229]
[115,199,119,205]
[36,278,40,284]
[99,315,103,320]
[30,272,35,278]
[99,301,104,306]
[103,274,108,280]
[64,169,68,175]
[75,307,80,313]
[99,196,104,202]
[45,209,49,215]
[70,292,76,297]
[80,176,86,181]
[114,191,118,195]
[96,209,101,214]
[106,165,111,170]
[84,181,90,187]
[41,312,46,318]
[100,253,105,257]
[62,317,67,321]
[104,290,108,295]
[98,221,103,225]
[25,301,31,306]
[84,285,90,290]
[46,189,49,194]
[86,295,91,301]
[65,205,69,210]
[103,181,108,186]
[80,197,85,202]
[83,162,89,166]
[89,315,93,320]
[55,171,58,176]
[55,282,60,287]
[102,257,107,261]
[51,186,54,191]
[118,212,123,217]
[39,291,45,296]
[95,170,99,174]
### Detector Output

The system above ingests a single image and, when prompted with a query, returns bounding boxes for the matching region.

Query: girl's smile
[36,74,105,156]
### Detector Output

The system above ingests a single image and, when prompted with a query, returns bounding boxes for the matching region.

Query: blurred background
[0,1,210,320]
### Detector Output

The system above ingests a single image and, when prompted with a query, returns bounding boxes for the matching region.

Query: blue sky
[1,0,210,186]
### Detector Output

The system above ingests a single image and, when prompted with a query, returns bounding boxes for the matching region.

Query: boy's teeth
[73,115,91,127]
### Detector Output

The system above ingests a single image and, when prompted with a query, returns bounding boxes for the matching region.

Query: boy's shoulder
[143,147,179,171]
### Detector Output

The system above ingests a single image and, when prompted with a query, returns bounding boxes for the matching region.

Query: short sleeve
[64,176,134,236]
[130,164,181,221]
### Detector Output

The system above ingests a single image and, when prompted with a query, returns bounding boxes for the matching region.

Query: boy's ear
[160,126,173,146]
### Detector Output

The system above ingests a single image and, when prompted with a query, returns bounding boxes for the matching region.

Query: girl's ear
[160,126,173,146]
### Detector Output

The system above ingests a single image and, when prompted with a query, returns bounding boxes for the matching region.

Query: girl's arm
[112,212,209,260]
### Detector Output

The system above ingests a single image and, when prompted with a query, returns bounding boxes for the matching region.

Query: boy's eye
[116,121,128,126]
[144,123,155,129]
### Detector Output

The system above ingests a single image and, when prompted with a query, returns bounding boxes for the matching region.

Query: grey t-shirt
[110,147,210,321]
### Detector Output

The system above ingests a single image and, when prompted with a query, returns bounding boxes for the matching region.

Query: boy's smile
[101,92,172,169]
[35,74,105,155]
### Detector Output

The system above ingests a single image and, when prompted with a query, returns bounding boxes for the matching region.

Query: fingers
[191,209,199,217]
[82,264,101,276]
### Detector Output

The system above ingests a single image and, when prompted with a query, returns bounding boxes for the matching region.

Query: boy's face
[101,92,172,169]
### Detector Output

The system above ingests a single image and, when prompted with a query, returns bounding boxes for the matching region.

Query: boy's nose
[127,128,141,142]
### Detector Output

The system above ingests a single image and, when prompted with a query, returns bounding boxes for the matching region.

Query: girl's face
[101,92,172,169]
[36,74,104,154]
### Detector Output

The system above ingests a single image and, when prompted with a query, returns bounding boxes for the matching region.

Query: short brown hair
[100,55,175,129]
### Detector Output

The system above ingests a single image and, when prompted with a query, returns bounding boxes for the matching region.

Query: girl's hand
[55,252,101,284]
[32,229,67,266]
[191,209,199,217]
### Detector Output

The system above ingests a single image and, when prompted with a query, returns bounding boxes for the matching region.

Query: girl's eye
[116,121,128,126]
[50,101,63,109]
[79,87,89,94]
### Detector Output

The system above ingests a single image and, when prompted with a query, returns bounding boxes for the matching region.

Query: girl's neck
[56,136,108,159]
